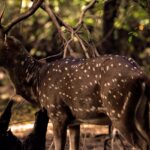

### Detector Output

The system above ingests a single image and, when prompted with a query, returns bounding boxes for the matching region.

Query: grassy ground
[1,99,137,149]
[11,122,110,150]
[0,98,38,125]
[11,123,135,150]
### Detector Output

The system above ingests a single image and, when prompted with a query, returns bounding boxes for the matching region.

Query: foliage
[1,0,149,60]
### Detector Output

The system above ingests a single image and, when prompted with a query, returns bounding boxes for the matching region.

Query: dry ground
[11,123,109,150]
[10,123,136,150]
[0,99,139,150]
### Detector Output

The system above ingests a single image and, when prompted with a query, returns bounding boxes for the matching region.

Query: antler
[3,0,44,33]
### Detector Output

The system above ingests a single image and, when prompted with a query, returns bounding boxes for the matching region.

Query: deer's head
[0,0,44,67]
[0,14,25,68]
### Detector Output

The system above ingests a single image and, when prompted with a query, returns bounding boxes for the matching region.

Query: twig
[48,140,54,150]
[39,51,63,61]
[75,0,98,29]
[44,4,63,37]
[83,24,100,57]
[41,2,74,58]
[75,34,90,58]
[81,132,87,150]
[40,0,98,58]
[47,14,90,58]
[63,38,73,58]
[5,0,44,33]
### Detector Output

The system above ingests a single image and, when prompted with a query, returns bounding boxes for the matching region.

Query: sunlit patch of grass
[0,99,38,125]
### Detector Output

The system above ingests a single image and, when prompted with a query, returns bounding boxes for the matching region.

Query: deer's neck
[5,53,42,105]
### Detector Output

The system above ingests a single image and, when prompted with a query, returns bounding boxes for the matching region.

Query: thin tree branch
[75,34,90,58]
[51,13,90,58]
[40,0,98,58]
[75,0,98,29]
[41,2,74,57]
[5,0,44,33]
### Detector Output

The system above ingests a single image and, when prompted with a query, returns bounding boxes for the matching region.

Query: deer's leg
[52,113,69,150]
[104,125,112,150]
[69,125,80,150]
[53,123,67,150]
[111,128,116,150]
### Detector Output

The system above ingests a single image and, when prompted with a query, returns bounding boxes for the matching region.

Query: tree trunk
[99,0,121,54]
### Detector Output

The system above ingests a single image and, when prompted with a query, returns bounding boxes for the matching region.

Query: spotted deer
[0,1,150,150]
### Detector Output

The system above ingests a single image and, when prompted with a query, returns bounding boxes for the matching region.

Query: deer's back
[37,55,145,121]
